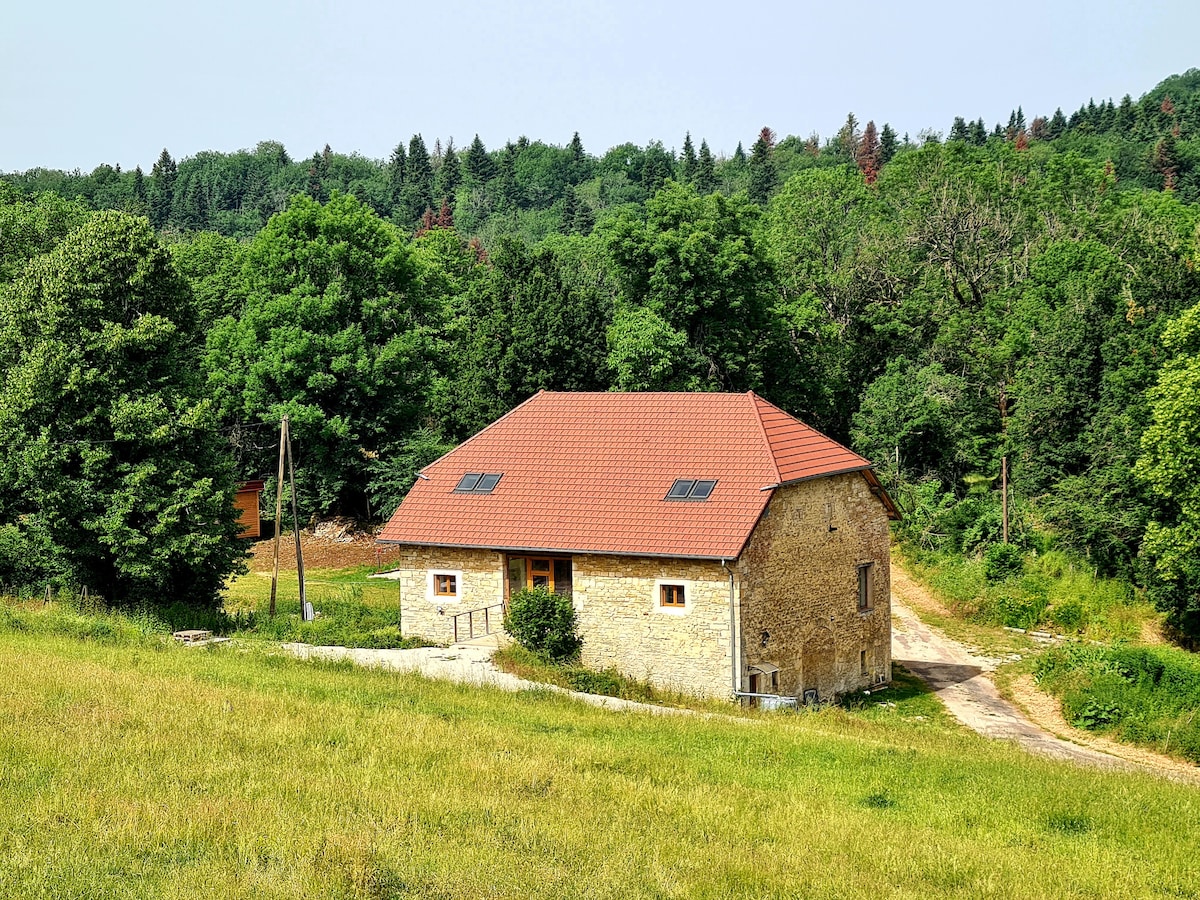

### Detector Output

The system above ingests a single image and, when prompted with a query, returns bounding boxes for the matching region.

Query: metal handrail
[450,602,506,644]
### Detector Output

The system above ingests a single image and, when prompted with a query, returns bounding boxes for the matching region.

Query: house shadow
[892,658,984,690]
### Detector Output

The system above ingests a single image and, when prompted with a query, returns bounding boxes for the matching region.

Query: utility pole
[269,416,287,618]
[1001,455,1009,544]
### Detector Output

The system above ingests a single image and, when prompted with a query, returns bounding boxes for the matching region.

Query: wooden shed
[234,480,265,539]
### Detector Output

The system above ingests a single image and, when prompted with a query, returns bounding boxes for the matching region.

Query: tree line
[2,72,1200,641]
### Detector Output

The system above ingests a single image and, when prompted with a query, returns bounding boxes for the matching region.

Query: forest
[2,69,1200,642]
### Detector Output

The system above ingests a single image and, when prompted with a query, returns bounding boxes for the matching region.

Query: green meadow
[1,614,1198,899]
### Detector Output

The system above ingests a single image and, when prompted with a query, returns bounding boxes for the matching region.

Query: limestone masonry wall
[573,555,734,699]
[737,473,892,701]
[386,547,507,645]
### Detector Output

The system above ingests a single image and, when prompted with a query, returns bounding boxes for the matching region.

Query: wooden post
[1001,455,1009,544]
[285,416,306,611]
[269,416,287,618]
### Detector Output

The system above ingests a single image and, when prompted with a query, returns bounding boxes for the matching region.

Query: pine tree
[970,118,988,146]
[949,117,969,142]
[1116,94,1135,133]
[572,190,595,234]
[879,124,898,164]
[680,132,697,184]
[1029,116,1048,141]
[731,142,746,167]
[149,148,176,229]
[1154,133,1179,191]
[498,142,520,209]
[837,113,861,160]
[401,134,434,222]
[434,137,461,201]
[1015,106,1026,131]
[464,134,495,183]
[387,142,407,207]
[131,165,147,213]
[857,120,881,184]
[558,189,579,235]
[748,126,777,204]
[1048,108,1067,139]
[696,140,716,194]
[567,131,592,184]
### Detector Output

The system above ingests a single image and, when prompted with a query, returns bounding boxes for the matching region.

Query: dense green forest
[3,71,1200,642]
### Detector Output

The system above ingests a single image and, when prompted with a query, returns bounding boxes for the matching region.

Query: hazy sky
[2,0,1196,172]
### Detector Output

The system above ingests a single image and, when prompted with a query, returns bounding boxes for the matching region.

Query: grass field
[2,620,1198,899]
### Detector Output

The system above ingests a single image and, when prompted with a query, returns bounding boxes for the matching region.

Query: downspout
[721,559,737,697]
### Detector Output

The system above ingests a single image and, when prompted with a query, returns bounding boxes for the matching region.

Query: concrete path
[278,639,695,717]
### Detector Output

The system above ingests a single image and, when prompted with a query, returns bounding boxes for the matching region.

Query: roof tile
[378,391,875,558]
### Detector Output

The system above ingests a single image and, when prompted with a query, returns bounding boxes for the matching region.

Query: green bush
[983,543,1025,583]
[1034,643,1200,762]
[504,587,581,661]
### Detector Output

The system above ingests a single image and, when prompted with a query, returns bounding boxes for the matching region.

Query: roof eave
[374,538,741,562]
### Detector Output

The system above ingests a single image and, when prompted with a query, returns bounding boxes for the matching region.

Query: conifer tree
[879,124,898,164]
[837,113,860,160]
[970,118,988,145]
[464,134,494,183]
[131,165,147,212]
[435,138,462,201]
[949,117,969,142]
[748,127,777,204]
[1048,108,1067,139]
[1115,95,1135,133]
[149,148,176,229]
[857,121,881,184]
[498,142,520,208]
[387,142,407,207]
[696,140,717,194]
[731,142,747,167]
[401,134,434,222]
[680,132,697,184]
[572,190,595,234]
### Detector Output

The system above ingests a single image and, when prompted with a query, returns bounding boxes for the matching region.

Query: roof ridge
[747,391,782,485]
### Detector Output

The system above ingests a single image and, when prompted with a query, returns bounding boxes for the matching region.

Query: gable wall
[736,474,891,701]
[390,546,507,644]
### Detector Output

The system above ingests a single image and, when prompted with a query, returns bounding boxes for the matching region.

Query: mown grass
[2,621,1199,898]
[899,546,1158,642]
[1034,643,1200,763]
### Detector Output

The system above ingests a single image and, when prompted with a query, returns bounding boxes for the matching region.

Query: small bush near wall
[504,587,581,661]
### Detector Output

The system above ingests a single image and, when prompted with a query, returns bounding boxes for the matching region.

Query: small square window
[660,584,686,607]
[434,573,457,597]
[455,473,483,492]
[690,479,717,500]
[476,473,502,492]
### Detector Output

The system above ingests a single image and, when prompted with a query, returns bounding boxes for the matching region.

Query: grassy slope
[2,631,1198,899]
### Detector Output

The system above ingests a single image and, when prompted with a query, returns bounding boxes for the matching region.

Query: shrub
[983,543,1025,583]
[504,587,581,661]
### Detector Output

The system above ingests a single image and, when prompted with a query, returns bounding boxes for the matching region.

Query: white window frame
[427,569,464,603]
[654,579,691,616]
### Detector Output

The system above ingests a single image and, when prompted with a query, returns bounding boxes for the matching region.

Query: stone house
[376,391,898,702]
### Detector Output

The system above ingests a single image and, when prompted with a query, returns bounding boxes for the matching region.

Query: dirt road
[891,564,1199,782]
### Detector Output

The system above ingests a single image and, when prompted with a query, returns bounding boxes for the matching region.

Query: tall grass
[1035,643,1200,763]
[900,546,1155,641]
[1,626,1198,898]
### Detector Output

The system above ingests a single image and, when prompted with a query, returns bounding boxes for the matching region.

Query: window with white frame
[427,570,463,602]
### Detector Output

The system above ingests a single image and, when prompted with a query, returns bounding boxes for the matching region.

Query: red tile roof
[377,391,885,560]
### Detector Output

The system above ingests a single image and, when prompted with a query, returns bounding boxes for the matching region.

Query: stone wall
[573,555,735,699]
[379,546,507,645]
[736,473,892,702]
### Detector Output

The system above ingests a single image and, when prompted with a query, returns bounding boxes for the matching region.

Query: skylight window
[665,478,718,501]
[454,472,503,493]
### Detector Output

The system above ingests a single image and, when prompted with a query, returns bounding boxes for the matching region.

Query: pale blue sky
[2,0,1196,172]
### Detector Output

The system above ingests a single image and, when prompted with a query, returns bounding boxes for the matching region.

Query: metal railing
[450,602,506,644]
